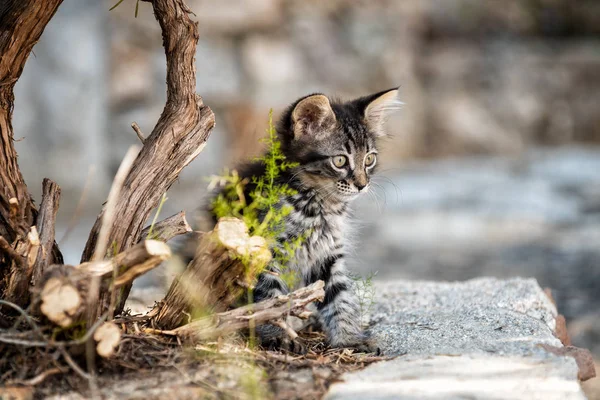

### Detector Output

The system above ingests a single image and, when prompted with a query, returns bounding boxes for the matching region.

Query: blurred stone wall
[107,0,600,164]
[11,0,600,262]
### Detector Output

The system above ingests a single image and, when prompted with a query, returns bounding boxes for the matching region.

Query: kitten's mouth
[335,182,362,200]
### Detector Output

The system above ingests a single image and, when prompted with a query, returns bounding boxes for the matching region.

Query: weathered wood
[3,179,62,309]
[0,0,64,300]
[32,178,62,286]
[0,236,24,270]
[38,240,170,327]
[94,322,121,358]
[153,218,272,329]
[3,227,39,309]
[155,280,325,343]
[141,211,192,242]
[80,0,215,318]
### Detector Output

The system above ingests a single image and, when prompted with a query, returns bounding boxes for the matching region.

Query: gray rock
[369,278,559,356]
[326,354,584,400]
[326,278,586,400]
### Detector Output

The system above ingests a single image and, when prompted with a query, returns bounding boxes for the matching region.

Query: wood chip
[94,322,121,358]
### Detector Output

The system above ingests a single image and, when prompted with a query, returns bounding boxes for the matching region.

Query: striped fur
[207,88,400,351]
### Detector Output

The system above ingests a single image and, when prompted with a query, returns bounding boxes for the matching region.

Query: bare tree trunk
[80,0,215,321]
[0,0,64,314]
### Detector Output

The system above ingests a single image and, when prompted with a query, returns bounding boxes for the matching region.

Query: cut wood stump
[37,240,170,327]
[152,217,272,329]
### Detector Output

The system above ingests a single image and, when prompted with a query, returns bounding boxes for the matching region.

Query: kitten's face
[279,88,401,203]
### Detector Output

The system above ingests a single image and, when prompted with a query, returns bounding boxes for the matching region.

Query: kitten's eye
[332,155,348,168]
[365,153,376,166]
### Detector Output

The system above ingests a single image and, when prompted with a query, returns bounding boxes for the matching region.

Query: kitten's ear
[291,94,336,140]
[363,88,402,137]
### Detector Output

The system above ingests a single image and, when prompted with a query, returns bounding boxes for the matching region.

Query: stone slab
[326,278,586,399]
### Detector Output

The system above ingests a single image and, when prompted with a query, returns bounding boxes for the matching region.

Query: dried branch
[0,236,24,269]
[161,280,325,343]
[4,227,40,308]
[131,122,146,143]
[140,211,192,242]
[1,178,61,313]
[18,367,63,386]
[31,178,62,286]
[273,319,299,340]
[80,0,215,319]
[92,146,140,263]
[58,346,91,381]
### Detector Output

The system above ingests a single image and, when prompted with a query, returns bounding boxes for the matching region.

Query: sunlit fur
[208,88,400,351]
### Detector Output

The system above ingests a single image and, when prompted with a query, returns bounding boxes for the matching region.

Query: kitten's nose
[355,183,366,191]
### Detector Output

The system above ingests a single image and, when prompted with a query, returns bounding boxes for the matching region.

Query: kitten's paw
[331,335,381,355]
[256,324,307,354]
[262,336,307,355]
[349,339,381,355]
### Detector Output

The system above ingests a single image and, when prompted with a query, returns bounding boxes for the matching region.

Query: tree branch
[155,280,325,344]
[80,0,215,318]
[0,0,64,299]
[140,211,192,242]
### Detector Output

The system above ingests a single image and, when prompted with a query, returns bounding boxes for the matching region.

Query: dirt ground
[0,330,387,400]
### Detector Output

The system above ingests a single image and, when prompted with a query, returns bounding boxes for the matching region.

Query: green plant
[210,110,303,289]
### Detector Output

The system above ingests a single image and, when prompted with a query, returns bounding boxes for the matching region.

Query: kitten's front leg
[312,255,379,353]
[253,261,306,353]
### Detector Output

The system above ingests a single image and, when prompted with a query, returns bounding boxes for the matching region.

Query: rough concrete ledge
[327,277,587,400]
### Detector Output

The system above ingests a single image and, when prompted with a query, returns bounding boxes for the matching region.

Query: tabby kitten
[208,88,401,352]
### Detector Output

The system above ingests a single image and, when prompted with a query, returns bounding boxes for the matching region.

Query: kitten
[204,88,401,352]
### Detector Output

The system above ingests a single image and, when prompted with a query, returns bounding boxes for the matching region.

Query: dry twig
[131,122,146,143]
[158,280,325,343]
[140,211,192,242]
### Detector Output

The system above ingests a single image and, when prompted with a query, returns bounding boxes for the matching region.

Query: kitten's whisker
[371,181,388,209]
[368,188,384,214]
[366,190,379,214]
[372,175,401,205]
[286,168,306,185]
